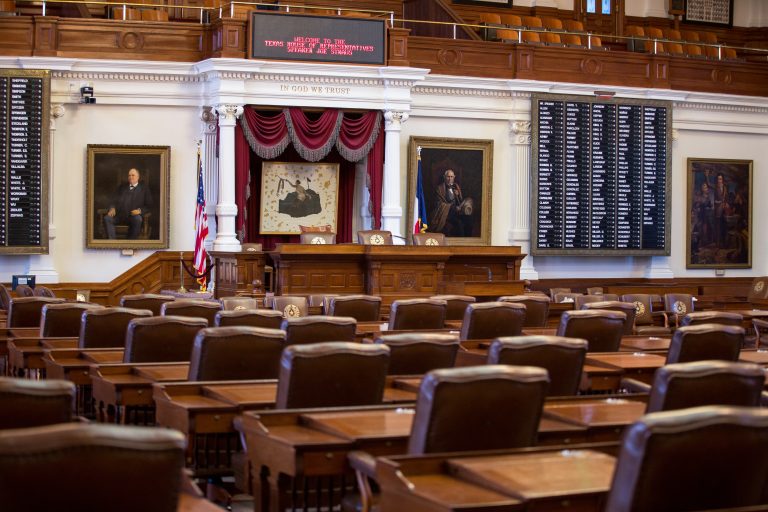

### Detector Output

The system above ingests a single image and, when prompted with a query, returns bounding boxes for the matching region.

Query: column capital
[216,104,244,126]
[384,110,409,130]
[509,120,531,146]
[50,103,65,129]
[201,106,217,134]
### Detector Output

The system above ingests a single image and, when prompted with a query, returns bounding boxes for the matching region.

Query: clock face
[370,234,385,245]
[311,236,326,244]
[284,304,302,317]
[634,301,646,316]
[425,237,440,246]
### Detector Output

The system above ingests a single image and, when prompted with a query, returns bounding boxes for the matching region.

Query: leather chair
[664,293,695,327]
[7,297,65,328]
[0,423,186,512]
[327,295,381,321]
[605,406,768,512]
[754,318,768,348]
[122,315,208,363]
[187,326,286,381]
[282,315,357,345]
[549,287,571,300]
[0,378,75,429]
[0,284,11,311]
[601,293,619,301]
[680,311,743,327]
[554,292,583,304]
[429,295,475,321]
[40,302,103,338]
[643,361,765,413]
[498,295,551,327]
[275,342,390,409]
[487,336,587,396]
[586,287,604,295]
[219,296,260,311]
[299,232,336,244]
[33,286,56,298]
[582,300,637,335]
[621,293,670,335]
[14,284,34,297]
[375,333,460,375]
[556,309,626,352]
[357,230,393,245]
[119,294,175,316]
[160,299,222,325]
[272,296,308,318]
[78,307,153,349]
[665,323,744,364]
[748,276,768,302]
[412,233,446,246]
[459,302,526,341]
[388,298,446,331]
[214,309,284,329]
[573,294,605,309]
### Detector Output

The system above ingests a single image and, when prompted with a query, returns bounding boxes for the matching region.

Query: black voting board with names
[0,70,49,254]
[532,94,670,256]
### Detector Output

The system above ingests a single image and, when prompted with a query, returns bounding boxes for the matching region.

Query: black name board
[531,94,671,256]
[0,70,49,254]
[249,12,386,65]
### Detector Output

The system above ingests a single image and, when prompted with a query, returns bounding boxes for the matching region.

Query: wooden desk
[377,444,620,512]
[585,352,667,385]
[0,327,39,374]
[6,336,77,377]
[740,349,768,365]
[238,395,643,512]
[619,335,670,351]
[210,249,268,299]
[542,398,647,442]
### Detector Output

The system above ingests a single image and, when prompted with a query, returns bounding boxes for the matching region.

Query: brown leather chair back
[375,333,460,375]
[582,300,637,335]
[14,284,34,297]
[272,296,309,318]
[554,292,582,304]
[666,324,744,364]
[219,296,260,311]
[605,406,768,512]
[0,423,185,512]
[664,293,695,316]
[459,302,526,341]
[0,284,10,311]
[79,307,153,349]
[412,233,446,246]
[160,299,221,325]
[408,365,549,454]
[119,294,175,316]
[7,297,65,328]
[586,287,604,295]
[388,299,447,331]
[0,378,74,429]
[498,295,551,327]
[429,295,475,321]
[40,302,103,338]
[328,295,381,321]
[188,326,286,381]
[357,230,393,245]
[621,293,658,326]
[549,287,571,300]
[748,277,768,301]
[487,336,587,396]
[282,315,357,345]
[123,315,208,363]
[214,309,284,329]
[574,294,605,309]
[299,232,336,244]
[681,311,744,327]
[275,342,390,409]
[647,361,764,413]
[33,286,56,298]
[556,309,626,352]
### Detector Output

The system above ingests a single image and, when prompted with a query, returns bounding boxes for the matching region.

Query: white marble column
[201,107,218,249]
[213,104,243,252]
[382,110,408,243]
[354,160,372,234]
[28,103,65,283]
[509,119,539,280]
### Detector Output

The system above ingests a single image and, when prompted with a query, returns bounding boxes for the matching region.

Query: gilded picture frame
[407,137,493,246]
[686,158,752,268]
[86,144,170,250]
[259,161,340,235]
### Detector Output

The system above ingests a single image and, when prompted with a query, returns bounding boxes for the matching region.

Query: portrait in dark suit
[86,145,170,249]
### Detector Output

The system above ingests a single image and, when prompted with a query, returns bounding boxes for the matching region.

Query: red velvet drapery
[235,107,383,245]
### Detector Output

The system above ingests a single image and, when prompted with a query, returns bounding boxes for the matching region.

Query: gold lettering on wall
[279,84,352,95]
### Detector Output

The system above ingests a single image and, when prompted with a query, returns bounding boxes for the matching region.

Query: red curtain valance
[235,107,384,238]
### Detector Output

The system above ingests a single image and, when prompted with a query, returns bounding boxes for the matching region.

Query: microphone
[464,264,492,282]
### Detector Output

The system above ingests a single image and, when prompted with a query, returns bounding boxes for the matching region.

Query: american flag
[193,150,209,290]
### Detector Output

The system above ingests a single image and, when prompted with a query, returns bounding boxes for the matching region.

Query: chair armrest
[651,311,669,328]
[348,450,377,479]
[621,377,651,394]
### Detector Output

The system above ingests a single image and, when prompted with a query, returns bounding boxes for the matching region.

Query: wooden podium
[440,280,525,298]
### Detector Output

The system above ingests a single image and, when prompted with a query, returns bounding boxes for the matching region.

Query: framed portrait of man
[407,137,493,246]
[86,145,170,249]
[259,162,340,235]
[686,158,752,268]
